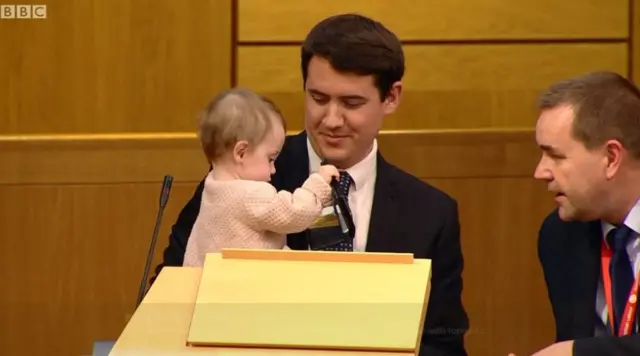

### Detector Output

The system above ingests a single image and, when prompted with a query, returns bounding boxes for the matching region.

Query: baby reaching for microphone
[183,87,339,267]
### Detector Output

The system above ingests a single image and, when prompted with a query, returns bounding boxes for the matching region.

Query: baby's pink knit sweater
[183,172,333,267]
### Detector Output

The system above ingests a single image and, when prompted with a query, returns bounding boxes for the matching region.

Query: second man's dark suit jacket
[539,209,640,355]
[152,131,470,356]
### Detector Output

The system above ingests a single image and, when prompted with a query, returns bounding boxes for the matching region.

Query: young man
[530,71,640,355]
[152,14,469,356]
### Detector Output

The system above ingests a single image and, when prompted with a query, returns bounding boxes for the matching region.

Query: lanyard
[601,240,640,336]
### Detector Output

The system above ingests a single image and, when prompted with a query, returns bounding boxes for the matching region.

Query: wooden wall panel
[0,182,201,356]
[237,0,629,42]
[0,0,232,134]
[0,130,556,356]
[237,44,628,130]
[0,130,540,184]
[429,177,555,356]
[4,1,634,356]
[0,133,209,185]
[633,0,640,84]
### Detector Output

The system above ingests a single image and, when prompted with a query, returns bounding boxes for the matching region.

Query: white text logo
[1,5,47,19]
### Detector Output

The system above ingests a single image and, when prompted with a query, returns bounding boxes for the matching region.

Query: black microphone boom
[136,175,173,307]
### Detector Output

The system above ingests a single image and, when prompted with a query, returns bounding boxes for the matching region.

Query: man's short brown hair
[538,71,640,158]
[301,13,404,100]
[198,87,285,161]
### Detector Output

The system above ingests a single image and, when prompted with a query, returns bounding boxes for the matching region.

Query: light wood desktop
[109,249,432,356]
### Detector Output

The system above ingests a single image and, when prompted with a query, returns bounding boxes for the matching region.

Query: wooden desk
[109,267,415,356]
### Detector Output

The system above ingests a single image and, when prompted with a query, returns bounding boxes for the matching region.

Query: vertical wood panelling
[237,0,629,42]
[0,182,202,355]
[0,0,232,134]
[236,44,628,131]
[1,1,637,355]
[429,178,555,356]
[632,0,640,83]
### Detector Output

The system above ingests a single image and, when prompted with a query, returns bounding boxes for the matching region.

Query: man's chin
[557,206,593,222]
[316,144,346,159]
[322,153,348,166]
[557,208,577,222]
[318,151,354,170]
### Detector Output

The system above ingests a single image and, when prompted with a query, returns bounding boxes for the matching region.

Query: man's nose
[533,161,552,181]
[322,104,344,128]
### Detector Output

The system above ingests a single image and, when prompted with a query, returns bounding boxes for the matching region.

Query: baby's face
[241,121,285,182]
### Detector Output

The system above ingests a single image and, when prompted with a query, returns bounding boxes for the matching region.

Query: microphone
[320,159,355,239]
[306,160,356,250]
[136,175,173,307]
[329,177,356,239]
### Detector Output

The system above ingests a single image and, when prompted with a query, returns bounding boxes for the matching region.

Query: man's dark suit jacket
[539,209,640,355]
[151,131,469,356]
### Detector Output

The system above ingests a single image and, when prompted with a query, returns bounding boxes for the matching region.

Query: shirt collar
[306,137,377,191]
[601,197,640,247]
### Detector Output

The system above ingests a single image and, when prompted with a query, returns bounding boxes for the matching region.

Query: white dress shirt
[306,138,377,252]
[596,198,640,334]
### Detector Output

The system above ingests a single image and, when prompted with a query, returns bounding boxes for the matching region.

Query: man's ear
[233,140,249,163]
[383,81,402,115]
[604,139,624,179]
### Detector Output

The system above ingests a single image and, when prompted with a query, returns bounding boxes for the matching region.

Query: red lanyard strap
[601,240,640,336]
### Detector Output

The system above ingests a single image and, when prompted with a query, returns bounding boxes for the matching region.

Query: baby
[183,87,339,267]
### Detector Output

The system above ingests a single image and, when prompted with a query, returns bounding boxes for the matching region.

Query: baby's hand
[317,164,340,184]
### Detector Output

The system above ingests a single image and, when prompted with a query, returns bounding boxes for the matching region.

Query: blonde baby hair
[198,87,286,162]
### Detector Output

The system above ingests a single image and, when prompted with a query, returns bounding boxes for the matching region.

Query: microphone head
[159,175,174,208]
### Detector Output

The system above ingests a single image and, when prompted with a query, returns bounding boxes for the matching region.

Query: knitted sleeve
[242,173,333,234]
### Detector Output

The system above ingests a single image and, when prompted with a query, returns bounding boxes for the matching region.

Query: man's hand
[508,340,574,356]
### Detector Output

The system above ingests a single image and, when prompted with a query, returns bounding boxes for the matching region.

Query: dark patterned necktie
[607,225,634,334]
[322,171,354,251]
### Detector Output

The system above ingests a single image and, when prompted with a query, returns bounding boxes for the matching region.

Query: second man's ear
[604,139,624,180]
[383,81,402,115]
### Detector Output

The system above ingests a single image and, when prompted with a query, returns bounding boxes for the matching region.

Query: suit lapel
[279,132,309,192]
[281,132,312,250]
[570,219,602,338]
[365,154,398,252]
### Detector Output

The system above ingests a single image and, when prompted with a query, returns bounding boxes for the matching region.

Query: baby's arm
[242,173,333,235]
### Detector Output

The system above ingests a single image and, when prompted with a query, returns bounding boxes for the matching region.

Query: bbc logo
[1,5,47,19]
